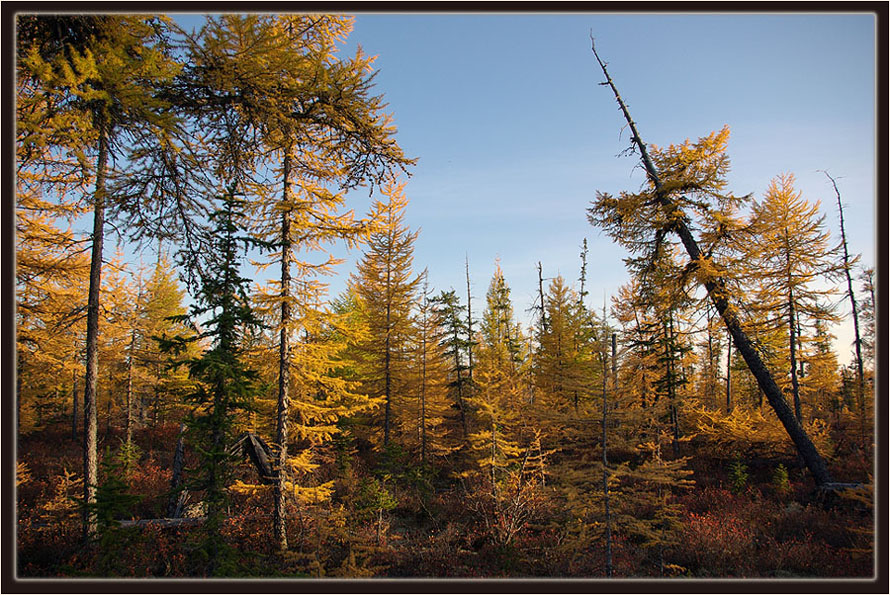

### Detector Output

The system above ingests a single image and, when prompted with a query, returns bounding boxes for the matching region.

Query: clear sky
[172,11,877,363]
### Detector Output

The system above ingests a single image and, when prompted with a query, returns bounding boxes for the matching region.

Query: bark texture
[82,117,108,539]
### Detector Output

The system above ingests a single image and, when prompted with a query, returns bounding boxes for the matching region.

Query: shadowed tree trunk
[590,39,833,487]
[274,151,293,552]
[726,329,733,413]
[167,423,188,518]
[82,115,108,539]
[72,364,78,440]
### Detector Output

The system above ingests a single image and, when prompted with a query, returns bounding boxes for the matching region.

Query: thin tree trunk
[490,421,498,498]
[465,256,474,388]
[421,335,427,466]
[383,266,392,449]
[535,261,547,409]
[726,329,732,413]
[602,335,613,577]
[788,286,802,423]
[274,151,293,552]
[72,365,78,440]
[667,314,680,458]
[824,171,867,439]
[452,326,468,439]
[125,328,136,449]
[153,363,161,427]
[825,172,865,383]
[579,238,589,305]
[82,115,108,540]
[785,234,803,424]
[537,261,547,334]
[167,423,188,518]
[591,39,833,486]
[420,278,429,465]
[706,305,715,407]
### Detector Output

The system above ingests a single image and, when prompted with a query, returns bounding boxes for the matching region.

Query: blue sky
[171,11,876,362]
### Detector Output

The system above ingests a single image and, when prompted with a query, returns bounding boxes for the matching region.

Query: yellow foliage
[839,479,873,509]
[16,462,31,488]
[287,479,335,505]
[228,480,271,496]
[689,403,834,459]
[38,469,82,522]
[287,449,320,474]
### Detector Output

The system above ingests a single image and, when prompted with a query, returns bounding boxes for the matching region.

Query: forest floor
[15,420,874,580]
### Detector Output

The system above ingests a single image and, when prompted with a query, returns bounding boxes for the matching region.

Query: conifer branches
[588,38,834,487]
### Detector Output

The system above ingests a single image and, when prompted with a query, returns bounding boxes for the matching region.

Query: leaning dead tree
[166,429,278,520]
[589,38,835,488]
[822,171,867,435]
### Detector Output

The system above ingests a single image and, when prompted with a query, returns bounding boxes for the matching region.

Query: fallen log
[118,517,205,529]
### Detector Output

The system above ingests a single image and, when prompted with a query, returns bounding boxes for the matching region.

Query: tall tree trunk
[602,335,613,577]
[383,261,392,448]
[465,256,474,388]
[537,261,547,334]
[421,322,428,466]
[490,421,498,498]
[784,234,804,424]
[274,151,293,552]
[725,329,733,413]
[788,287,802,423]
[824,171,866,439]
[667,314,680,458]
[579,238,589,304]
[82,115,108,540]
[420,278,429,465]
[125,328,136,450]
[591,40,833,486]
[706,305,715,408]
[72,364,78,440]
[452,326,468,439]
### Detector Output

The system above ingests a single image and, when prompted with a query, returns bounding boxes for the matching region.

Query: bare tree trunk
[274,151,293,552]
[534,261,547,409]
[537,261,548,334]
[465,256,474,388]
[579,238,589,304]
[591,39,833,486]
[82,116,108,540]
[824,171,866,440]
[125,328,137,449]
[602,335,613,577]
